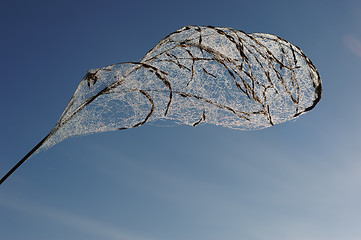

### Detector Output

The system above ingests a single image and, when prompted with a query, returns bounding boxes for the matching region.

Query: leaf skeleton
[0,25,322,185]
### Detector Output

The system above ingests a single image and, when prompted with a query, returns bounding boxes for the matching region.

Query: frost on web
[40,25,322,151]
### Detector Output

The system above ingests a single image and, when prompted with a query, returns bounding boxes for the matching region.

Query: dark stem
[0,132,52,186]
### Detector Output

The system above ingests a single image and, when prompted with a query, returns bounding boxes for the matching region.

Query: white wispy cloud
[344,35,361,58]
[0,195,154,240]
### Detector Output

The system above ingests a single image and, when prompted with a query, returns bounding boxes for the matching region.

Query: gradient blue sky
[1,0,361,239]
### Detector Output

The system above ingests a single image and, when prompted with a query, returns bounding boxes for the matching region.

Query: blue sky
[1,0,361,239]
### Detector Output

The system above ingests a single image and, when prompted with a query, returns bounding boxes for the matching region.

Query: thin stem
[0,133,52,186]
